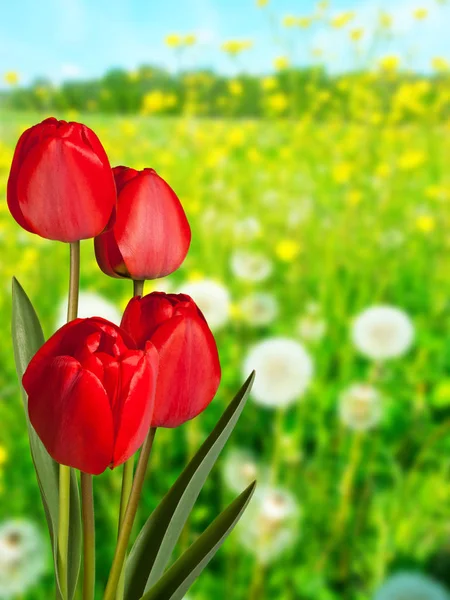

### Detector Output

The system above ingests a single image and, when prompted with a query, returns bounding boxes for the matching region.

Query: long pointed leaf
[140,482,256,600]
[125,372,255,600]
[11,277,81,599]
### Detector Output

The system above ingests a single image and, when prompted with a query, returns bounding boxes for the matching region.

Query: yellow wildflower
[332,162,353,184]
[283,15,297,27]
[331,11,355,28]
[297,17,313,28]
[261,76,277,91]
[379,11,393,28]
[432,57,449,72]
[350,28,364,41]
[267,93,289,113]
[416,215,435,233]
[413,7,428,19]
[276,240,301,262]
[228,80,243,96]
[398,150,426,171]
[379,55,400,72]
[165,34,182,48]
[0,446,7,466]
[273,56,290,70]
[4,71,19,85]
[184,34,197,46]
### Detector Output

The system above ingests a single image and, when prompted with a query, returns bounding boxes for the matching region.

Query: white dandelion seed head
[56,291,122,329]
[178,279,230,330]
[374,572,450,600]
[0,520,47,597]
[297,314,327,343]
[378,229,405,250]
[338,383,383,431]
[351,305,414,360]
[243,338,314,408]
[240,293,279,327]
[234,217,261,240]
[230,250,273,283]
[237,486,300,564]
[222,448,269,494]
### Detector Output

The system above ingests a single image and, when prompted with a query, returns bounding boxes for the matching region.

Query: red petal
[112,345,159,467]
[94,230,130,278]
[28,356,114,475]
[16,132,116,242]
[114,170,191,280]
[121,294,174,349]
[150,314,221,427]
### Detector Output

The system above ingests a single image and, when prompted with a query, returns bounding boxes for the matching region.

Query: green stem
[58,466,71,600]
[113,278,145,600]
[115,460,135,600]
[81,472,95,600]
[103,428,157,600]
[133,279,145,297]
[58,241,80,599]
[67,241,80,321]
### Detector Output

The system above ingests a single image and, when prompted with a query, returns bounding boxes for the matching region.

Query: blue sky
[1,0,449,87]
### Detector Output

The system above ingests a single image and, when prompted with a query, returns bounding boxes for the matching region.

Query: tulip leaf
[140,482,256,600]
[124,372,255,600]
[11,278,81,600]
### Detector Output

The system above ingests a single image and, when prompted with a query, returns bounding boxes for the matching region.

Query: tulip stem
[115,459,135,600]
[58,465,71,600]
[133,279,145,297]
[81,472,95,600]
[103,428,157,600]
[57,241,80,599]
[67,241,80,321]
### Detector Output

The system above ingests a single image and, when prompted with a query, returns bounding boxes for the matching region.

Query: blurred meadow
[2,0,450,598]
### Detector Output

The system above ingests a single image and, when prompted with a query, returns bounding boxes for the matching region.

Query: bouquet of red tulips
[8,118,255,600]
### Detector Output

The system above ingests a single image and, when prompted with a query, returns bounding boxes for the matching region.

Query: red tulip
[23,317,159,475]
[7,117,116,243]
[121,292,221,427]
[95,167,191,280]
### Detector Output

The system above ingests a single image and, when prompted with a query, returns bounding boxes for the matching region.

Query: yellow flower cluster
[221,40,253,56]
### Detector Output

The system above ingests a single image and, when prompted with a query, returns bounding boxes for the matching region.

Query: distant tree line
[1,64,449,121]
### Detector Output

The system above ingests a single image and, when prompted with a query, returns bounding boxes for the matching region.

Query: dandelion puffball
[374,572,450,600]
[244,337,314,408]
[230,250,273,282]
[56,290,122,329]
[239,292,278,327]
[338,383,382,431]
[0,520,47,597]
[351,305,414,360]
[178,279,231,330]
[222,448,269,494]
[236,486,300,564]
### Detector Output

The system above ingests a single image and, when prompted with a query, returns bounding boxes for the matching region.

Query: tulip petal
[114,170,191,280]
[94,229,130,278]
[151,315,221,427]
[16,133,116,242]
[22,319,85,393]
[28,356,115,475]
[112,346,159,467]
[121,295,175,349]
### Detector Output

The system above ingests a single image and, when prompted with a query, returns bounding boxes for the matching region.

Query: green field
[1,109,450,599]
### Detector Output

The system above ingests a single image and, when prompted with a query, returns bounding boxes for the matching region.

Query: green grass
[1,110,450,599]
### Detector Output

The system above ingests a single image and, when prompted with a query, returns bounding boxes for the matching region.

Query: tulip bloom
[23,318,159,475]
[7,117,116,243]
[95,167,191,280]
[121,292,221,427]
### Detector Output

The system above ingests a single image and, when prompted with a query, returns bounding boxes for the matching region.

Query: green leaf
[125,372,255,600]
[140,482,256,600]
[11,278,81,600]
